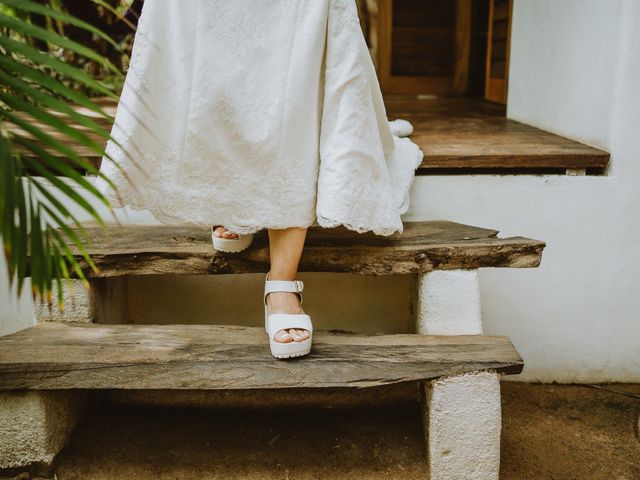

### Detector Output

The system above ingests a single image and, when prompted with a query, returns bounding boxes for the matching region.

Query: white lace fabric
[95,0,424,236]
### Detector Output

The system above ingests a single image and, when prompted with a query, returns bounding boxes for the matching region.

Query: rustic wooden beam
[0,323,524,390]
[51,221,545,277]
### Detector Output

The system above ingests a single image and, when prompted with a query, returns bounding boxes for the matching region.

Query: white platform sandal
[210,225,253,253]
[264,272,313,359]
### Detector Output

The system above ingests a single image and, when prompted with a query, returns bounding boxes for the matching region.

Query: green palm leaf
[0,71,112,140]
[0,0,134,306]
[0,36,117,98]
[0,54,113,118]
[2,0,120,48]
[0,13,122,76]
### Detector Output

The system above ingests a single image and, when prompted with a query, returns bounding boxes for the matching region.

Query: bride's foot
[265,283,311,343]
[212,225,239,239]
[211,225,254,253]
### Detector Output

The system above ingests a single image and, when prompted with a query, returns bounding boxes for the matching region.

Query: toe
[292,329,310,342]
[274,330,293,343]
[213,226,240,239]
[289,328,301,340]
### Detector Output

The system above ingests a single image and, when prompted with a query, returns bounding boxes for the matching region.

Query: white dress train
[95,0,424,236]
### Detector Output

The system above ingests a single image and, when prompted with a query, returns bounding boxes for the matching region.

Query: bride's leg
[266,227,310,343]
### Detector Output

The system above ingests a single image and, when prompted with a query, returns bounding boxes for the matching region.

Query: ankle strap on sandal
[264,275,304,304]
[264,279,303,295]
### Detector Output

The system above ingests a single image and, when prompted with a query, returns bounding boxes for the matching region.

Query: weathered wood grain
[53,220,545,277]
[0,323,524,390]
[384,97,610,169]
[9,97,609,172]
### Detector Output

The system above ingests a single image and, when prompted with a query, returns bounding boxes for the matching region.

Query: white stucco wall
[1,0,638,382]
[507,0,624,150]
[0,255,34,337]
[405,0,639,382]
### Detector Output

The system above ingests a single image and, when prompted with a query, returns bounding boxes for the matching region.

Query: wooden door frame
[377,0,472,95]
[484,0,513,103]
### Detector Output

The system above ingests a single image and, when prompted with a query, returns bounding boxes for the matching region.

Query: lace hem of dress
[98,125,423,238]
[316,131,424,237]
[101,189,316,235]
[102,196,402,237]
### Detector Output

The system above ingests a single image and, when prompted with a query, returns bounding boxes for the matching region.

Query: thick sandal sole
[269,337,312,359]
[211,231,253,253]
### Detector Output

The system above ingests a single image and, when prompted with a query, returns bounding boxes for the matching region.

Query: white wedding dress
[95,0,424,236]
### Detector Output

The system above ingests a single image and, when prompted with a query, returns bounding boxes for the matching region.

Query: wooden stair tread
[10,97,608,173]
[0,323,524,390]
[385,97,610,170]
[60,220,545,276]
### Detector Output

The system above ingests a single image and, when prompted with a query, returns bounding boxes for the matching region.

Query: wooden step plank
[9,97,608,174]
[56,220,545,277]
[0,323,523,390]
[385,97,610,170]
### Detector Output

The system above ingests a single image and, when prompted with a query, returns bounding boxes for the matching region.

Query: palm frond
[0,0,134,307]
[3,0,120,48]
